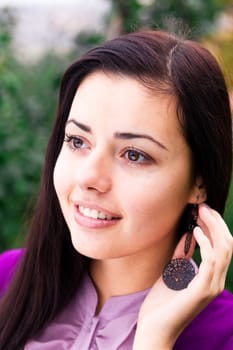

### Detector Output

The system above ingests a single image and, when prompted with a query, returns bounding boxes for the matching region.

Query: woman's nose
[76,150,112,194]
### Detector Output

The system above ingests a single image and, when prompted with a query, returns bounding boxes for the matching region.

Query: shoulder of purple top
[0,248,25,295]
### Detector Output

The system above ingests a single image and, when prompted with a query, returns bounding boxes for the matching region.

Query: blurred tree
[110,0,142,34]
[111,0,232,37]
[203,28,233,88]
[0,8,67,251]
[73,30,105,53]
[0,7,23,250]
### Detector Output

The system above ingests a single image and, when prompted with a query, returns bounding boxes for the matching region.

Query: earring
[162,204,198,291]
[185,204,198,255]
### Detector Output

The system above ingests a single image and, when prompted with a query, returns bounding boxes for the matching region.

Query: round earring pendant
[162,258,196,291]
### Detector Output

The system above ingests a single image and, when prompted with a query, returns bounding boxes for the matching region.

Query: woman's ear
[189,176,207,204]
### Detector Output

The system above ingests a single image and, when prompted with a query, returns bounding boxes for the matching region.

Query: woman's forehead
[66,71,188,153]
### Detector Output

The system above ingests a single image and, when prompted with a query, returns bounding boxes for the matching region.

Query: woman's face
[54,71,198,261]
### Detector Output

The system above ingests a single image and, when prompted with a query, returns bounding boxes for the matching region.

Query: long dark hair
[0,30,232,349]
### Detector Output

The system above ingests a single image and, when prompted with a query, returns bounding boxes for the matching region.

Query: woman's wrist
[133,337,172,350]
[133,325,173,350]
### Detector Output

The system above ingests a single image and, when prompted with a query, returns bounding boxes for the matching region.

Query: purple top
[1,249,233,349]
[0,248,23,297]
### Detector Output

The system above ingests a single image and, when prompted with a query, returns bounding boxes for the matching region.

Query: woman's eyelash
[64,134,86,150]
[64,134,72,142]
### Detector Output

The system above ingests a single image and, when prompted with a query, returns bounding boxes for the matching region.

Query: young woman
[0,30,232,350]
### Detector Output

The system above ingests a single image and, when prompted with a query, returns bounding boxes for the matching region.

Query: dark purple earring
[184,204,198,255]
[162,204,198,291]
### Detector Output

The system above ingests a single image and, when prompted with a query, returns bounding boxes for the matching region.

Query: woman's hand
[133,204,233,350]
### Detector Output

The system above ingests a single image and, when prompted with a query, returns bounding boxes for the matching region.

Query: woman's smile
[73,202,122,229]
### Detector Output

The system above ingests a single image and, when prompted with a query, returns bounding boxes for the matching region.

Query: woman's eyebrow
[114,132,168,151]
[65,119,168,151]
[66,119,92,133]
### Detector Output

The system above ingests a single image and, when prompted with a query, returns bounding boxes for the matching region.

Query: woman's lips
[73,204,121,229]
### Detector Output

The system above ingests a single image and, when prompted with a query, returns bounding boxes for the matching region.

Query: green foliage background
[0,1,232,291]
[0,9,69,249]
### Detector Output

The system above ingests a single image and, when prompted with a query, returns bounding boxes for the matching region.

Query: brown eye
[124,149,152,164]
[127,150,141,162]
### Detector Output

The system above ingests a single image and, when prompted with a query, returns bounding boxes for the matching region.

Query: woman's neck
[89,244,174,314]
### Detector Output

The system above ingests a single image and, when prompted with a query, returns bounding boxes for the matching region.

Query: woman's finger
[198,204,233,248]
[191,226,215,291]
[193,222,232,296]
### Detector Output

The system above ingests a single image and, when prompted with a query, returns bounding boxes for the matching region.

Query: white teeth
[98,211,107,220]
[90,209,98,219]
[79,206,113,220]
[83,207,91,217]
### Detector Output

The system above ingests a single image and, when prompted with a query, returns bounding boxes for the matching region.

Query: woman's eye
[64,134,87,150]
[124,149,152,164]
